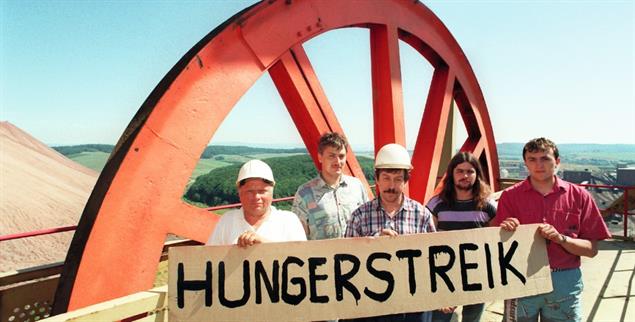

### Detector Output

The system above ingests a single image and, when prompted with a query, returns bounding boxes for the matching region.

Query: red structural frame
[52,0,500,313]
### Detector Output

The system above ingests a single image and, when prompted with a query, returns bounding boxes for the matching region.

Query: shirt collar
[317,173,348,189]
[520,176,568,193]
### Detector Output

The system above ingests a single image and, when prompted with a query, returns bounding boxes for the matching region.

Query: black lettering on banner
[308,257,329,303]
[255,260,280,304]
[485,243,495,289]
[218,261,250,308]
[282,256,307,305]
[459,243,482,291]
[396,249,422,295]
[333,254,361,304]
[429,245,456,293]
[364,252,395,302]
[498,241,527,285]
[177,261,212,309]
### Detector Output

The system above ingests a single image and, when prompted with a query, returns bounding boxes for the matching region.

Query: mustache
[383,188,398,194]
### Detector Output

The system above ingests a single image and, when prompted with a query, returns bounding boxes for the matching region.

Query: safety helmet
[236,159,275,185]
[374,143,412,169]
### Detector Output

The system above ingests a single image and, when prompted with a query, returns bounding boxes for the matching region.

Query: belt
[551,267,578,272]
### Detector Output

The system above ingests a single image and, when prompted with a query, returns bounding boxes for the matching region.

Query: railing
[0,239,197,322]
[577,183,634,240]
[2,184,633,243]
[0,196,296,242]
[41,285,168,322]
[1,183,632,321]
[0,196,293,322]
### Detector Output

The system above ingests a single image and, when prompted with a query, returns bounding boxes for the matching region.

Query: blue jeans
[432,303,484,322]
[342,311,432,322]
[504,268,583,322]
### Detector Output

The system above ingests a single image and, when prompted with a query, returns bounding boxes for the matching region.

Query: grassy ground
[68,151,110,171]
[69,151,233,179]
[190,158,232,178]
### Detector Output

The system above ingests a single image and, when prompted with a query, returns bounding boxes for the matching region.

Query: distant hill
[53,144,306,158]
[52,144,114,156]
[59,143,635,175]
[185,154,375,207]
[199,145,306,158]
[0,122,98,272]
[497,143,635,162]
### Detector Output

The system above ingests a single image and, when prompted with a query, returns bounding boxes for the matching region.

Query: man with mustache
[344,143,435,322]
[426,152,497,322]
[207,159,306,247]
[292,132,369,240]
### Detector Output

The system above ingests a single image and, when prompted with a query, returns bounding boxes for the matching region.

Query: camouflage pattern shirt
[292,174,369,240]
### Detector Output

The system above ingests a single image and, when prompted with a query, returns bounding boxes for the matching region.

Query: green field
[190,158,233,178]
[68,151,110,172]
[69,152,233,179]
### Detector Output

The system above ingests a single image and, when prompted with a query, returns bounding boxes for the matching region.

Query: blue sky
[1,0,633,150]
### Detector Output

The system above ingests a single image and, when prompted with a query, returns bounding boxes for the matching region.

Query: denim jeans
[431,303,484,322]
[504,268,583,322]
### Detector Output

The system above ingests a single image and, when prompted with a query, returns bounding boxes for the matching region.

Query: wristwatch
[560,234,568,244]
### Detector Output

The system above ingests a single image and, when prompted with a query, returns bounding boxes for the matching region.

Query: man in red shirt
[492,137,611,322]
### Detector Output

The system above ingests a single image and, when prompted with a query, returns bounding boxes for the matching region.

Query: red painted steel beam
[270,45,372,195]
[371,24,406,153]
[410,66,455,202]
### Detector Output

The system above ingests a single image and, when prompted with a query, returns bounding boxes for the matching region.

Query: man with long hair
[426,151,497,322]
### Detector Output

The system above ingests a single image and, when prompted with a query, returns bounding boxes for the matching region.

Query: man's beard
[456,182,473,191]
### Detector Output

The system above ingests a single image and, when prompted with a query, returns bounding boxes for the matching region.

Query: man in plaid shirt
[344,143,435,322]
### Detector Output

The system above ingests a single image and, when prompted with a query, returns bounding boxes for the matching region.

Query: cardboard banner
[168,224,551,321]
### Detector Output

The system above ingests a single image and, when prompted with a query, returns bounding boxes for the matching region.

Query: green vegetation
[199,145,306,158]
[68,151,111,172]
[57,143,634,203]
[53,144,114,156]
[185,154,375,208]
[190,158,233,178]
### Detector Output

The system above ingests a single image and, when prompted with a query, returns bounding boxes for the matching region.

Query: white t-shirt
[206,206,307,245]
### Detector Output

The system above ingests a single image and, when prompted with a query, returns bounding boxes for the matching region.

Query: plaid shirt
[345,196,436,237]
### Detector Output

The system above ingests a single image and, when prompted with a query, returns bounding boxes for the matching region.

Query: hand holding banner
[169,224,551,321]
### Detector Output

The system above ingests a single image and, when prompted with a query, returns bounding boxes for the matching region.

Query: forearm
[558,236,598,258]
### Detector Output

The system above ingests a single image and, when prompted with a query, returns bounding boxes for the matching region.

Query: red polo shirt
[492,177,611,269]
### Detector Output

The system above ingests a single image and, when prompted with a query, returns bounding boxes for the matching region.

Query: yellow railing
[41,286,167,322]
[0,240,198,322]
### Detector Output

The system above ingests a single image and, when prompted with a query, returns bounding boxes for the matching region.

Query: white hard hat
[236,160,275,185]
[374,143,412,169]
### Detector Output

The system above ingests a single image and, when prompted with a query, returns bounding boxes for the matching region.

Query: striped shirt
[345,197,436,237]
[426,195,497,231]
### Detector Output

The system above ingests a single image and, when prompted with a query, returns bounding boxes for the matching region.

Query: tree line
[53,144,307,158]
[185,154,375,207]
[53,144,114,156]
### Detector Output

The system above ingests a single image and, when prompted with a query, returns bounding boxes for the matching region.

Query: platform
[476,239,634,322]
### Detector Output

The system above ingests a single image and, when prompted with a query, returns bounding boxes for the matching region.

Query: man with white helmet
[206,159,307,247]
[344,143,435,322]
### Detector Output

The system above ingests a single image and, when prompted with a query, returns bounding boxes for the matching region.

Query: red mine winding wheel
[53,0,499,313]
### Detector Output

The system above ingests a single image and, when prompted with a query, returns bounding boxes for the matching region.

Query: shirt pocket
[552,209,581,237]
